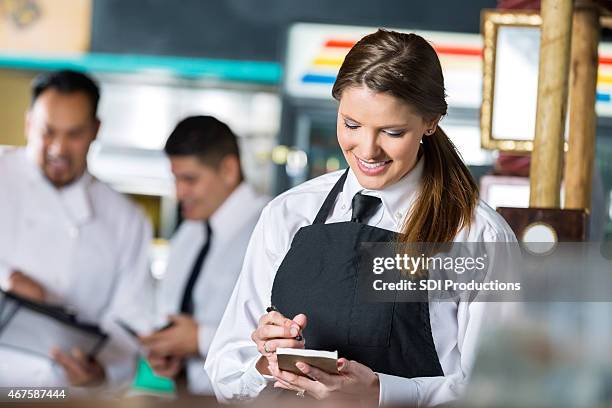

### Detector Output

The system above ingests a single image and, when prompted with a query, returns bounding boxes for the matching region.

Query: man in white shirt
[139,116,268,395]
[0,70,152,391]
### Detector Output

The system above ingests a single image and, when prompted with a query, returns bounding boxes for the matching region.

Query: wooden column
[564,4,600,211]
[529,0,574,208]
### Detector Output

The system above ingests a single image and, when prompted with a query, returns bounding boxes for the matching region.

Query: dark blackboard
[91,0,496,61]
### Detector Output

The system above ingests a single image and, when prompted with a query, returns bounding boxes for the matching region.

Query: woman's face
[337,86,438,190]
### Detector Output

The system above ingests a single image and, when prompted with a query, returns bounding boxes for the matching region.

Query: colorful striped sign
[287,23,612,116]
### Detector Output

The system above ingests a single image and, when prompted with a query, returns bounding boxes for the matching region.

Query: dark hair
[164,115,242,171]
[332,29,479,243]
[31,70,100,118]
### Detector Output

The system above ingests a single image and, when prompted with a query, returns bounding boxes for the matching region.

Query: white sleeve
[204,204,285,402]
[97,208,154,390]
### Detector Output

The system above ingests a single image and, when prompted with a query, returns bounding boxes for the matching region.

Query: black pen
[267,305,303,341]
[156,321,175,332]
[116,319,139,338]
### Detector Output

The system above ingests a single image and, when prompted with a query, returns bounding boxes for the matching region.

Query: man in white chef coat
[0,70,153,391]
[139,116,268,395]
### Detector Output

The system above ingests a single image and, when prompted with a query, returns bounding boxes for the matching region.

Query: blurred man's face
[26,89,99,188]
[170,156,233,220]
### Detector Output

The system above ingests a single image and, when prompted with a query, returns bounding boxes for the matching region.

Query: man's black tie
[180,221,212,315]
[351,192,382,224]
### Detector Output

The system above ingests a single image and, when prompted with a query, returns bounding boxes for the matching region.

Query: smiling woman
[331,30,479,244]
[204,29,517,407]
[336,87,430,188]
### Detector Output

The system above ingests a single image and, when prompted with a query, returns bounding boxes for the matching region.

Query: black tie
[180,221,212,315]
[351,192,382,224]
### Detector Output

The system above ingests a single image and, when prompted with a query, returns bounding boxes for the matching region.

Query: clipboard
[0,289,108,361]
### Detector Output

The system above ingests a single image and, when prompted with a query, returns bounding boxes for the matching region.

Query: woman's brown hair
[332,29,478,243]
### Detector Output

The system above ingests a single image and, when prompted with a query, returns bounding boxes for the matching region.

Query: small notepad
[276,348,339,376]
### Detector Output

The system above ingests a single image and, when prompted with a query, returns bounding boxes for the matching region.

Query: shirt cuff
[377,372,418,407]
[241,356,273,397]
[197,324,217,358]
[234,356,274,401]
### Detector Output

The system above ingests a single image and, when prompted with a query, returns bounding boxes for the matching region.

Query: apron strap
[312,169,350,225]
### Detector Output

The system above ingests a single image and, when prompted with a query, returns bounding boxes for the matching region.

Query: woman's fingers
[296,362,341,388]
[252,315,296,343]
[255,339,269,356]
[292,314,308,331]
[274,381,305,393]
[273,381,292,390]
[258,311,293,327]
[258,312,303,334]
[271,364,304,385]
[265,352,278,365]
[256,338,304,355]
[252,313,305,348]
[273,376,302,391]
[258,324,299,340]
[337,358,350,373]
[253,312,307,359]
[275,338,305,350]
[337,358,369,380]
[269,357,379,402]
[273,367,329,399]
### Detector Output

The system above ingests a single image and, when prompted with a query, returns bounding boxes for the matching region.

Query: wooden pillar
[564,4,600,211]
[529,0,574,208]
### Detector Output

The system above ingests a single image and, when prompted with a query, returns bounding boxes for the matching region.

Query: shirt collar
[340,156,424,227]
[209,182,259,239]
[23,147,93,226]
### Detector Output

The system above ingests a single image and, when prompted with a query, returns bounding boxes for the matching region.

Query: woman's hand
[270,357,380,406]
[251,311,306,375]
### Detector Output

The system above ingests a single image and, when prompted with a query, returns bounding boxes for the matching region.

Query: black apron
[271,169,443,378]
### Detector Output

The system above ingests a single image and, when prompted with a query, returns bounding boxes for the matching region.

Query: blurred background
[1,0,611,241]
[1,1,612,405]
[7,0,610,242]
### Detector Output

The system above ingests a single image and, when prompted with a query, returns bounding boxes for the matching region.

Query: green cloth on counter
[131,357,176,394]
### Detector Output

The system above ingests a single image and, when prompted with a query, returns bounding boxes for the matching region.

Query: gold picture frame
[481,10,612,153]
[480,10,542,152]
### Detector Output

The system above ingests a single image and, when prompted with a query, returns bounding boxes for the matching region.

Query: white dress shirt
[0,148,153,392]
[204,157,518,406]
[155,182,268,395]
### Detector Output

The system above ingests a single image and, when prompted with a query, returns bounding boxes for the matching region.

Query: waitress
[205,29,516,407]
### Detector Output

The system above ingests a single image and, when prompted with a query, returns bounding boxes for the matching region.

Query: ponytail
[399,126,479,243]
[330,29,478,242]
